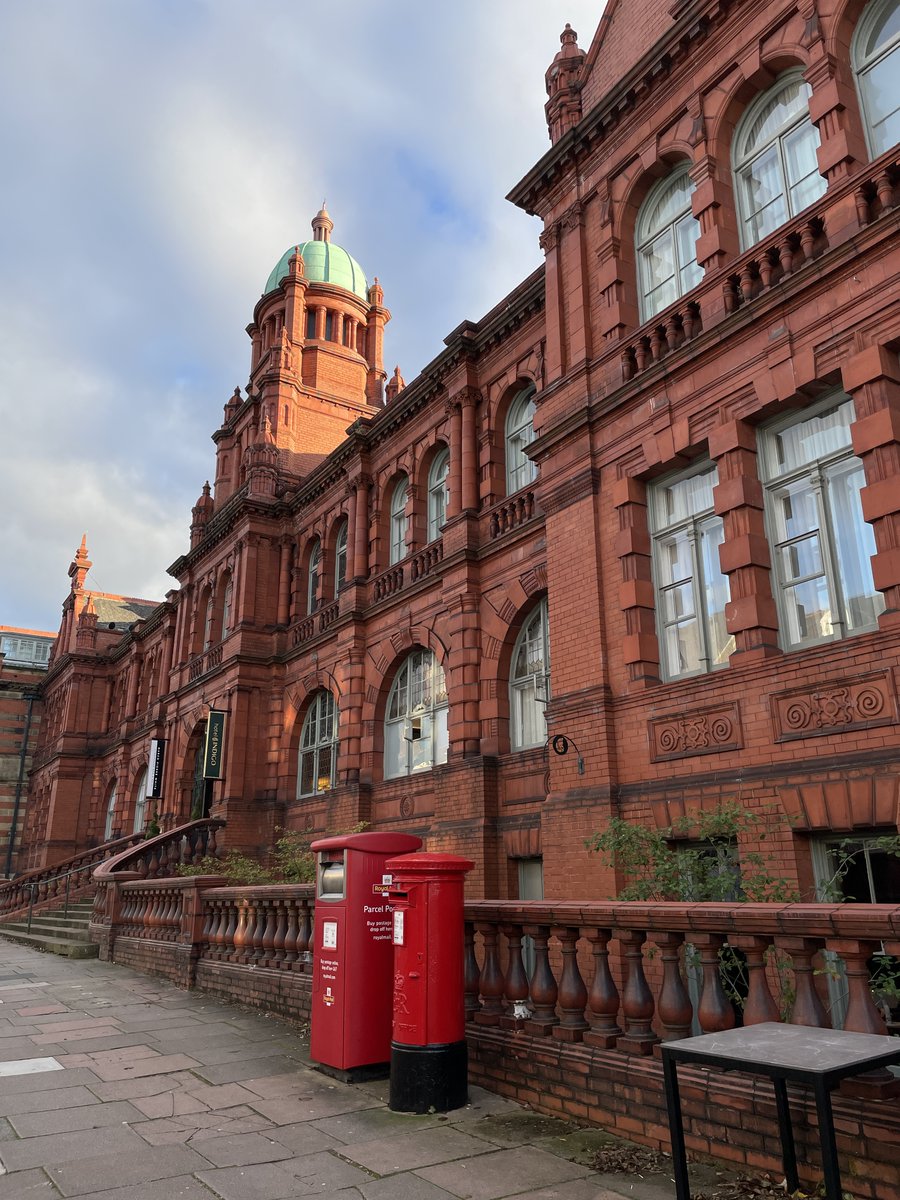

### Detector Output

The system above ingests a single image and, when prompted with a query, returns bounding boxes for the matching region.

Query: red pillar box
[310,831,421,1077]
[386,852,474,1112]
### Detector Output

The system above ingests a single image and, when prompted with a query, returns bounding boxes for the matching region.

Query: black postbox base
[389,1040,468,1113]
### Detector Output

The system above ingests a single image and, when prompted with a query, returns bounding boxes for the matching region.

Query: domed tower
[214,208,390,501]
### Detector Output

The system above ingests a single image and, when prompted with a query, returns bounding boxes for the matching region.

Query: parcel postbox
[310,831,421,1075]
[386,852,473,1113]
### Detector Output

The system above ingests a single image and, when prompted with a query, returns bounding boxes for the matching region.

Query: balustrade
[371,564,404,602]
[488,491,537,539]
[0,830,147,920]
[855,158,899,225]
[464,901,900,1053]
[621,301,702,381]
[410,540,443,581]
[318,601,339,633]
[198,887,314,972]
[292,616,315,646]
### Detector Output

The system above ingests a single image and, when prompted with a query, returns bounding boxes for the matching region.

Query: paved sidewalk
[0,941,682,1199]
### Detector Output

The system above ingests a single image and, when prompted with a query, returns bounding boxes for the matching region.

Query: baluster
[780,937,829,1028]
[249,901,266,963]
[759,249,775,289]
[464,922,481,1021]
[207,826,219,859]
[136,853,148,879]
[232,902,249,964]
[616,929,658,1054]
[147,847,160,878]
[649,327,664,361]
[730,935,779,1025]
[799,221,816,263]
[524,925,558,1035]
[222,901,237,960]
[552,926,588,1041]
[583,927,621,1048]
[524,492,534,519]
[855,185,871,227]
[829,939,887,1035]
[682,304,697,340]
[500,924,531,1026]
[283,900,299,968]
[297,900,313,966]
[723,277,740,313]
[202,900,218,956]
[779,236,795,276]
[654,931,693,1041]
[622,348,636,381]
[876,170,894,211]
[665,313,681,352]
[272,899,287,968]
[490,513,500,538]
[740,263,756,302]
[262,898,278,967]
[694,934,736,1033]
[474,922,504,1024]
[635,339,649,372]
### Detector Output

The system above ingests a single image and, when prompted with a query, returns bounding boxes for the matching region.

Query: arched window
[390,477,409,564]
[505,385,537,495]
[636,166,702,321]
[732,72,826,248]
[133,767,148,834]
[103,782,118,841]
[853,0,900,157]
[335,520,348,595]
[222,576,233,636]
[510,599,551,749]
[384,650,449,779]
[307,540,321,614]
[427,449,450,541]
[202,593,214,650]
[298,691,338,797]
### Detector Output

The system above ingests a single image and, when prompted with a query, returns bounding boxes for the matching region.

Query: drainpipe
[5,692,35,877]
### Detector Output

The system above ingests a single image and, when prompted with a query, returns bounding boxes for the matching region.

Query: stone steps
[0,900,98,959]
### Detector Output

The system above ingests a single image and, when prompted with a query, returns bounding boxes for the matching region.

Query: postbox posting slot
[318,852,345,900]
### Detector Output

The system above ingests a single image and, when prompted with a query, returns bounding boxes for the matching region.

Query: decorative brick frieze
[649,703,742,761]
[772,671,897,742]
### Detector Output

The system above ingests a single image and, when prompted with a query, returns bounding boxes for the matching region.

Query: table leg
[772,1077,799,1193]
[662,1052,691,1200]
[812,1079,842,1200]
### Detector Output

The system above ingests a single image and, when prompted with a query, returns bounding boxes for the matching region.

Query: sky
[0,1,601,634]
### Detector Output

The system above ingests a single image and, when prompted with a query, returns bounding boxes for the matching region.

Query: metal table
[661,1022,900,1200]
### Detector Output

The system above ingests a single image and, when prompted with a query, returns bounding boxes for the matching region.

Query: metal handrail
[24,866,86,933]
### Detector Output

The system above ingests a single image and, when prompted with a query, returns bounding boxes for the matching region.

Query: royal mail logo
[323,987,335,1007]
[372,873,393,896]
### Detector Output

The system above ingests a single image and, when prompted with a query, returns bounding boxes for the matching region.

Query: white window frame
[650,462,735,681]
[427,448,450,542]
[335,520,348,595]
[636,165,702,322]
[307,539,320,614]
[759,395,884,651]
[853,0,900,157]
[133,767,148,834]
[103,784,118,841]
[221,577,233,636]
[298,690,338,798]
[505,386,537,495]
[732,70,826,250]
[384,650,449,779]
[202,594,214,650]
[390,477,409,565]
[510,598,551,750]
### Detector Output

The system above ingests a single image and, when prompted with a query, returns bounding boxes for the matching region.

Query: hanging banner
[147,739,166,799]
[203,711,227,779]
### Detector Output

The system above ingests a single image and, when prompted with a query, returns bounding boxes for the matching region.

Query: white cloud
[0,0,601,632]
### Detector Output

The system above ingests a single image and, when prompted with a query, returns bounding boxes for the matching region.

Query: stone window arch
[334,519,349,595]
[298,690,338,797]
[505,384,537,495]
[384,650,449,779]
[307,539,321,614]
[103,780,118,841]
[636,164,702,321]
[732,71,826,248]
[132,766,148,834]
[853,0,900,156]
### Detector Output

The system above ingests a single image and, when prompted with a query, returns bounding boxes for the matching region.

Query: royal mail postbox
[310,831,421,1075]
[386,852,473,1112]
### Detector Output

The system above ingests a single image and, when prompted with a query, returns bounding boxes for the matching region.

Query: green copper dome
[265,239,368,300]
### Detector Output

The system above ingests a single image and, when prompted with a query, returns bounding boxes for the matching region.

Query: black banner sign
[147,739,166,799]
[203,711,227,779]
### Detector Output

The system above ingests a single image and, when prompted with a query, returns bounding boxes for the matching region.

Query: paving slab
[0,941,685,1200]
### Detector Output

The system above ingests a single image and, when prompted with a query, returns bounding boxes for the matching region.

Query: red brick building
[23,0,900,910]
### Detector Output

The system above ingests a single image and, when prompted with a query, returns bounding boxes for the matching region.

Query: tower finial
[312,203,333,243]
